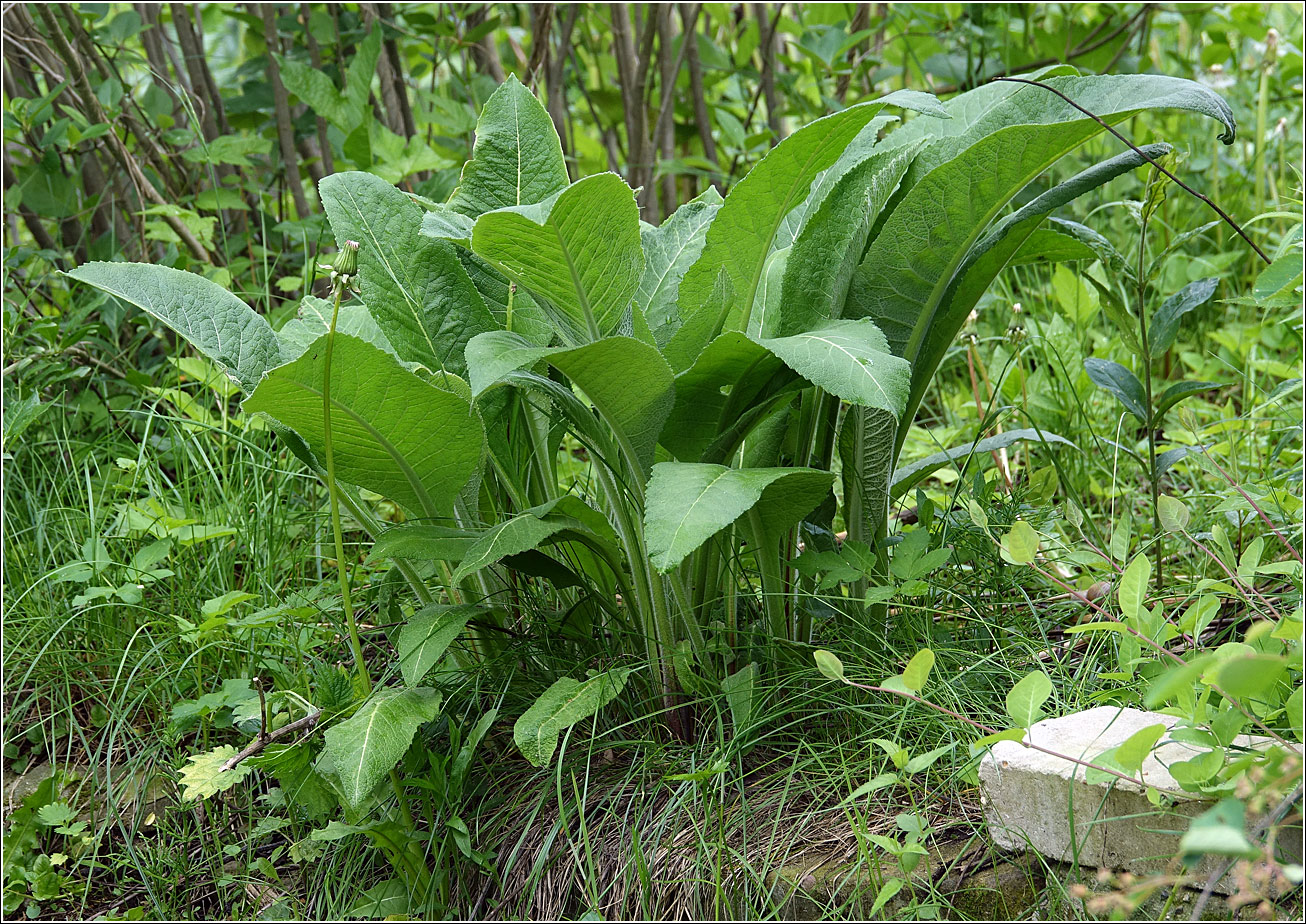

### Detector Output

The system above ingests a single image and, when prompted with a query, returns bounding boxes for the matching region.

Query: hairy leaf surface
[320,171,495,375]
[645,463,833,572]
[245,334,484,518]
[472,173,643,343]
[323,687,442,808]
[67,262,283,392]
[449,74,569,217]
[514,669,632,768]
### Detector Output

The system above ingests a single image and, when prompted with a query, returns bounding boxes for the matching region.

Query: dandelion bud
[335,240,360,278]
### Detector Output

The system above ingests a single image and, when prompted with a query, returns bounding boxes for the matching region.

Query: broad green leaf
[1253,247,1303,300]
[343,879,410,919]
[639,187,723,340]
[1150,278,1218,356]
[814,649,846,682]
[1000,520,1041,565]
[750,246,789,338]
[1119,554,1151,621]
[1006,670,1053,727]
[244,334,484,519]
[661,330,785,462]
[1287,686,1303,743]
[1157,495,1191,533]
[669,90,946,371]
[1085,358,1149,423]
[367,525,476,563]
[870,878,904,916]
[277,25,381,132]
[179,746,252,801]
[320,171,495,376]
[644,463,834,572]
[903,741,955,774]
[1216,654,1288,699]
[1115,723,1166,775]
[465,331,674,471]
[776,142,918,337]
[449,74,569,217]
[839,406,896,546]
[901,648,934,692]
[848,70,1233,426]
[277,298,395,360]
[66,263,283,392]
[889,73,1233,179]
[450,495,617,585]
[755,319,911,417]
[513,668,632,768]
[397,605,477,686]
[1155,381,1220,419]
[891,428,1076,499]
[970,728,1026,752]
[894,144,1169,440]
[472,172,643,343]
[1180,799,1258,859]
[721,662,758,732]
[323,687,442,808]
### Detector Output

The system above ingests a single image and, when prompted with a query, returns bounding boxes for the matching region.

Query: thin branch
[219,710,323,772]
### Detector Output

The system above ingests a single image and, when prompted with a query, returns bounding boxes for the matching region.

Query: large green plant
[69,71,1237,764]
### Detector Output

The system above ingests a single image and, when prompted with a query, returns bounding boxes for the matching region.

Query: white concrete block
[978,706,1299,889]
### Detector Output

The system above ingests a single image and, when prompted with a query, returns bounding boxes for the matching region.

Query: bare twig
[219,709,322,772]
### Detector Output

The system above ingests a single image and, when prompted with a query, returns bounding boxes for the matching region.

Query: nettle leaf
[639,186,723,340]
[323,687,442,808]
[320,171,495,376]
[397,605,478,686]
[1150,277,1218,356]
[668,90,947,371]
[179,746,252,801]
[644,463,834,572]
[449,74,569,218]
[514,668,632,768]
[472,173,643,343]
[466,331,674,472]
[1084,357,1149,423]
[244,334,484,519]
[66,263,283,392]
[891,427,1076,499]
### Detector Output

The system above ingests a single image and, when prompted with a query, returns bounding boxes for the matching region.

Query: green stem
[747,509,787,642]
[323,286,370,696]
[1136,213,1162,592]
[322,267,415,831]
